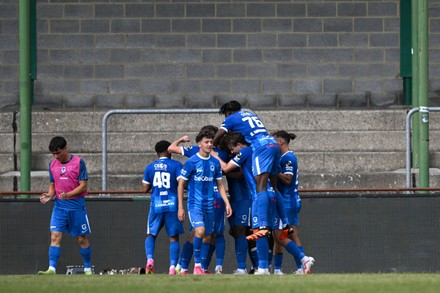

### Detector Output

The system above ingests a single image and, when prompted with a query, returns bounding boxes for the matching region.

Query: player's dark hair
[49,136,67,152]
[226,131,248,148]
[272,130,296,144]
[199,125,218,137]
[216,134,230,152]
[219,100,242,115]
[155,140,171,154]
[195,129,214,143]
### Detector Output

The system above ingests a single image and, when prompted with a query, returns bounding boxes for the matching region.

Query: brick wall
[1,0,440,110]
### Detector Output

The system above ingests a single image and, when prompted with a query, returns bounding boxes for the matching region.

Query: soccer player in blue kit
[272,130,314,274]
[212,131,273,274]
[177,130,232,275]
[168,126,229,274]
[213,101,291,241]
[211,134,254,274]
[38,136,92,275]
[142,140,184,275]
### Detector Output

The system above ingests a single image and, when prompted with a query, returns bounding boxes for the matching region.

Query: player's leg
[189,209,206,274]
[71,209,92,275]
[212,199,226,274]
[178,229,195,274]
[168,235,180,275]
[199,211,214,274]
[77,236,92,275]
[277,234,315,274]
[272,237,284,275]
[38,207,66,275]
[38,232,62,275]
[165,211,184,275]
[145,212,163,274]
[290,198,305,273]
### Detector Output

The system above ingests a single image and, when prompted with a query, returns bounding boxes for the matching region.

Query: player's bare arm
[59,180,88,200]
[213,128,226,146]
[40,183,55,204]
[277,173,293,185]
[177,178,186,222]
[168,135,190,154]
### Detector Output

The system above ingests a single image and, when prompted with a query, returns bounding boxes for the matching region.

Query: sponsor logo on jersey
[194,176,214,182]
[154,163,168,171]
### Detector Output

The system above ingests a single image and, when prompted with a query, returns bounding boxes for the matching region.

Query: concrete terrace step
[3,170,440,193]
[1,109,440,190]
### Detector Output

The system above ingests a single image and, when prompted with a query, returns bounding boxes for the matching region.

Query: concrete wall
[2,0,440,110]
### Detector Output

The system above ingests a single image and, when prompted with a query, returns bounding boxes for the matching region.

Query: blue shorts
[50,206,91,237]
[229,199,252,228]
[188,208,215,235]
[147,210,184,237]
[213,197,226,235]
[287,195,302,227]
[251,195,275,230]
[253,143,281,177]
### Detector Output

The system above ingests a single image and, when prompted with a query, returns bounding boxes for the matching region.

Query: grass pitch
[1,274,440,293]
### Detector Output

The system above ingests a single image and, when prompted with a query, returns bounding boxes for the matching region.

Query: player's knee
[77,236,89,247]
[50,232,62,245]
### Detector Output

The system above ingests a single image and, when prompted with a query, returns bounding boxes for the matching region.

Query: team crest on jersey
[61,167,66,174]
[210,165,215,171]
[286,161,292,166]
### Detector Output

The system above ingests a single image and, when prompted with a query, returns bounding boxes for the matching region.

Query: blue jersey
[226,170,251,203]
[277,151,299,209]
[143,157,182,213]
[179,153,223,213]
[182,145,228,201]
[231,147,257,201]
[220,110,277,150]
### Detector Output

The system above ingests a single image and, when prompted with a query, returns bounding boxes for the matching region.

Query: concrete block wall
[2,0,440,110]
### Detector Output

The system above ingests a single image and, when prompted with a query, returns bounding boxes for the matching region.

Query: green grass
[1,274,440,293]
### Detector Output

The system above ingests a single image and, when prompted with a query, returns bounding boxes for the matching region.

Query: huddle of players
[142,100,315,275]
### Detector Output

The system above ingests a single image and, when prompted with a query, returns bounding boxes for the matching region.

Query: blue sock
[256,237,269,269]
[274,253,283,270]
[193,236,203,265]
[204,244,215,269]
[285,241,305,260]
[268,248,273,267]
[170,241,180,267]
[80,246,91,269]
[49,246,61,269]
[180,241,194,270]
[275,191,289,225]
[235,236,247,270]
[294,246,304,269]
[145,236,155,260]
[257,191,269,227]
[248,244,259,269]
[215,234,225,266]
[201,242,211,270]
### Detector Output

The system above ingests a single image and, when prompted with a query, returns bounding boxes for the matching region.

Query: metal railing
[101,109,221,191]
[405,107,440,188]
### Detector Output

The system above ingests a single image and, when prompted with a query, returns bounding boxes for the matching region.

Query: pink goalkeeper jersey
[50,155,88,201]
